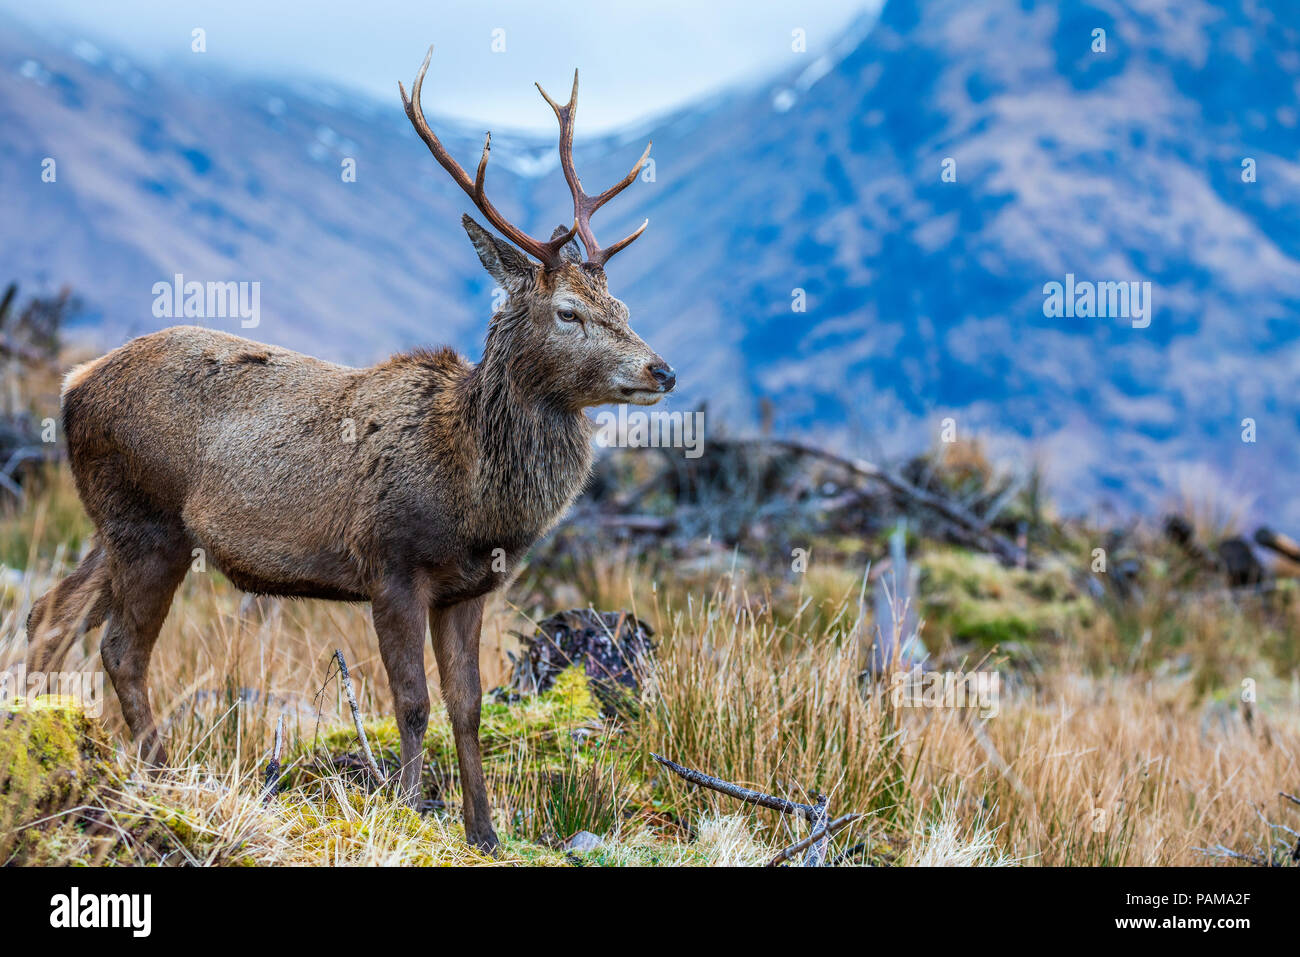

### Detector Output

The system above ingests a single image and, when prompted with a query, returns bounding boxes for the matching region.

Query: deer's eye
[556,308,579,323]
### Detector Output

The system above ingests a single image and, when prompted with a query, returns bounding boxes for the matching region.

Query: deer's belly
[427,554,512,608]
[184,503,368,600]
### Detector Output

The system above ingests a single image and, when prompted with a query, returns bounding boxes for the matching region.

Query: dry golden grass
[2,470,1298,866]
[907,669,1299,864]
[621,573,1300,866]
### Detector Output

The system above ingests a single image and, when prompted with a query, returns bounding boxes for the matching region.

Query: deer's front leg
[429,594,497,853]
[371,582,431,807]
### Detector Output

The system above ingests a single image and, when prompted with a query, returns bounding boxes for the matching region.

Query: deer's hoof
[469,830,500,857]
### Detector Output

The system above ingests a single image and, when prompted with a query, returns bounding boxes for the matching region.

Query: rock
[562,830,604,853]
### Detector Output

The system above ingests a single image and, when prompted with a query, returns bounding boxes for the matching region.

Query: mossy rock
[919,549,1094,647]
[1,697,113,861]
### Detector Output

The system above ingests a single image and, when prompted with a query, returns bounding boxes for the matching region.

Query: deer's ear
[550,224,582,264]
[462,215,535,292]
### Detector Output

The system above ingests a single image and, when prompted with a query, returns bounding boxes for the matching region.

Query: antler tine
[534,69,579,121]
[586,143,652,267]
[596,217,649,264]
[401,46,574,268]
[536,70,651,267]
[592,141,652,212]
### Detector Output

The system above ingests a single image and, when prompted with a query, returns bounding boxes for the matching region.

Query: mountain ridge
[2,1,1297,524]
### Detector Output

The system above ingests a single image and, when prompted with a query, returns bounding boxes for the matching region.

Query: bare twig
[802,789,830,866]
[650,753,819,821]
[334,649,385,786]
[0,335,60,368]
[1195,844,1271,867]
[262,713,284,804]
[769,814,862,867]
[3,445,59,477]
[979,474,1027,528]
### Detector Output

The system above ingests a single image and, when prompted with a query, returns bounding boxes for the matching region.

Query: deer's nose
[648,362,676,392]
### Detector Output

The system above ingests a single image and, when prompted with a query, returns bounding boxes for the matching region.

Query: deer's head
[401,49,674,411]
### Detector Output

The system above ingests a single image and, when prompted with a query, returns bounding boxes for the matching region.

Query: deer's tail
[25,539,111,673]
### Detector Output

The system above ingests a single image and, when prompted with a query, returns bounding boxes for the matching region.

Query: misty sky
[1,0,878,133]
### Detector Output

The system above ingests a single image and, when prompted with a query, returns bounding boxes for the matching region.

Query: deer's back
[64,326,356,496]
[62,326,476,598]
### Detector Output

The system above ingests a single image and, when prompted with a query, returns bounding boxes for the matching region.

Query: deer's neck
[459,330,592,541]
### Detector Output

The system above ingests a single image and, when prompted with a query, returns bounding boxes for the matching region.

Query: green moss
[281,666,640,856]
[497,834,568,865]
[286,666,610,801]
[276,792,498,866]
[295,665,601,764]
[0,697,113,862]
[480,666,601,757]
[919,548,1094,648]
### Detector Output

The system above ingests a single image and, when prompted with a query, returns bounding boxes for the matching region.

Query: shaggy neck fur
[457,305,593,540]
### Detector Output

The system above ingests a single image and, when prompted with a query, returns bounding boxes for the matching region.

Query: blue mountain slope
[606,0,1300,522]
[0,17,557,362]
[2,2,1297,524]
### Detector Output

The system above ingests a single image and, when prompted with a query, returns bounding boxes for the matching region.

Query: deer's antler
[536,71,651,268]
[400,47,577,270]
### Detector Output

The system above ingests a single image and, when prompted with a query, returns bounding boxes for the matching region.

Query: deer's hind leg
[98,522,193,764]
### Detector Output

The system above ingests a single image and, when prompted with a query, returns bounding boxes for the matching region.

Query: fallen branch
[1195,844,1271,867]
[262,713,284,804]
[651,753,819,821]
[558,507,677,534]
[768,814,862,867]
[0,446,60,502]
[0,472,22,501]
[977,474,1027,529]
[651,753,867,867]
[745,439,1026,566]
[334,649,385,786]
[594,513,675,533]
[1256,528,1300,564]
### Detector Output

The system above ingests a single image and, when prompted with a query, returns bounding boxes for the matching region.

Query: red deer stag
[25,46,673,852]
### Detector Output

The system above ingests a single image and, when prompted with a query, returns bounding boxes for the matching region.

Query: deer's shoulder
[379,345,468,380]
